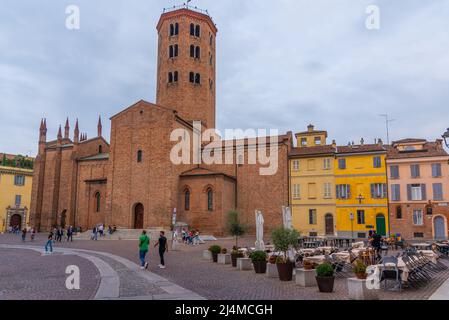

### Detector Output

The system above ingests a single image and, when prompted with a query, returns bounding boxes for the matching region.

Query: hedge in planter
[315,262,335,293]
[209,245,222,263]
[353,260,367,280]
[249,250,268,274]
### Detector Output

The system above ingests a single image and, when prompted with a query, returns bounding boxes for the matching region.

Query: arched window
[210,34,213,46]
[185,189,190,211]
[190,23,195,36]
[174,71,178,82]
[207,188,213,211]
[190,45,195,58]
[174,23,179,35]
[137,150,142,163]
[209,53,213,65]
[174,44,179,57]
[189,72,195,83]
[195,46,201,59]
[169,45,174,58]
[195,25,201,37]
[170,24,174,36]
[99,145,102,154]
[209,79,213,90]
[195,73,201,84]
[168,72,173,83]
[95,192,101,212]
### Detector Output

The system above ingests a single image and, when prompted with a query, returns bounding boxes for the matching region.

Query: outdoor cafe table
[411,243,432,250]
[303,255,327,264]
[317,247,334,254]
[372,257,409,282]
[419,250,439,264]
[331,252,351,263]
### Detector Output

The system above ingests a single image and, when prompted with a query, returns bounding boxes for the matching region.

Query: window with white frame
[309,209,317,225]
[336,184,351,199]
[292,160,299,171]
[323,158,331,170]
[371,183,387,199]
[411,184,423,201]
[293,184,300,199]
[324,183,332,198]
[413,210,423,226]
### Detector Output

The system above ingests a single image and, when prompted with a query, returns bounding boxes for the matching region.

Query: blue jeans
[139,250,148,267]
[45,240,53,252]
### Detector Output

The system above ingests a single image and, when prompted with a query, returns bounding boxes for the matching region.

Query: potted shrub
[269,255,278,264]
[271,227,300,281]
[303,260,315,270]
[231,246,244,267]
[353,260,367,280]
[209,245,221,263]
[221,248,228,254]
[315,262,335,292]
[250,250,268,274]
[227,210,246,248]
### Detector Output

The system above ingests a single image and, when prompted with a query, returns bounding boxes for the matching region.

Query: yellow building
[335,140,389,238]
[0,154,34,233]
[290,125,337,236]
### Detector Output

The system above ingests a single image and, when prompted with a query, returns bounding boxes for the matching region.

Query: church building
[30,5,292,235]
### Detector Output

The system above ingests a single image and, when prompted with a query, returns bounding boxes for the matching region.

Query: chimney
[436,139,443,150]
[64,117,70,139]
[307,124,314,132]
[377,138,383,147]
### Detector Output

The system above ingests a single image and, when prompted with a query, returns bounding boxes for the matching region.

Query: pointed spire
[97,116,102,137]
[74,119,79,144]
[57,125,62,143]
[64,117,70,139]
[40,119,44,130]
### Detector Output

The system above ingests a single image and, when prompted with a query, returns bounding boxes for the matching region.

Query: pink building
[387,139,449,240]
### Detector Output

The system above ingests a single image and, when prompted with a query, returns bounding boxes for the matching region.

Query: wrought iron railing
[163,3,212,20]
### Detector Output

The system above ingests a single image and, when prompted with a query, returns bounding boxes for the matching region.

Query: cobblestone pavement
[0,248,99,300]
[1,233,449,300]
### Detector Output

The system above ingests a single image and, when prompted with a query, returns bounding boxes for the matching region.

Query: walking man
[30,227,36,241]
[21,228,27,242]
[154,231,168,269]
[45,232,54,254]
[67,226,73,242]
[138,230,150,270]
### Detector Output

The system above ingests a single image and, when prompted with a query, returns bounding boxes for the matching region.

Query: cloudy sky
[1,0,449,156]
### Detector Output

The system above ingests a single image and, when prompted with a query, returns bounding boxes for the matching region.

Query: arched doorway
[325,214,334,235]
[10,214,22,229]
[134,203,144,229]
[376,214,386,236]
[434,216,446,240]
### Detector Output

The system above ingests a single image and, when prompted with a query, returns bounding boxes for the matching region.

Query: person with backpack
[139,230,150,270]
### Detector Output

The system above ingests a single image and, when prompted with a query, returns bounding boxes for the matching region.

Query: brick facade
[29,8,290,235]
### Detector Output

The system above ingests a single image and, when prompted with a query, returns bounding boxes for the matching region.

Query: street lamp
[442,128,449,148]
[349,212,354,242]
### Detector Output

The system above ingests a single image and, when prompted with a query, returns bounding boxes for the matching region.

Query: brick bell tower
[156,5,217,128]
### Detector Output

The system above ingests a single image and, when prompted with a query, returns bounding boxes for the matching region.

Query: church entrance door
[134,203,144,229]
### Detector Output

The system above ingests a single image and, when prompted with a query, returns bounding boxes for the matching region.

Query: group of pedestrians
[20,227,36,242]
[91,224,116,240]
[52,226,74,242]
[182,229,201,246]
[138,230,168,270]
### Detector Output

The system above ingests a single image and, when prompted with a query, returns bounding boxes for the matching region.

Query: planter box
[266,263,279,278]
[218,254,231,265]
[347,278,379,300]
[295,268,317,287]
[203,250,212,261]
[237,258,253,271]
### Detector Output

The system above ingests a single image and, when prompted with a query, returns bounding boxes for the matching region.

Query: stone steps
[74,228,172,241]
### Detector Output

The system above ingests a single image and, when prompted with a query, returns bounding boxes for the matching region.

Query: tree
[227,210,246,248]
[271,227,300,262]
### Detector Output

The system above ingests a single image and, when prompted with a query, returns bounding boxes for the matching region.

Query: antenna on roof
[379,114,396,145]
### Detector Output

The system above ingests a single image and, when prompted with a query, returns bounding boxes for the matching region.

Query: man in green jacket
[139,230,150,270]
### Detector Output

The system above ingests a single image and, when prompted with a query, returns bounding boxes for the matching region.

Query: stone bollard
[295,268,317,287]
[218,254,231,265]
[266,263,279,278]
[203,250,212,261]
[236,258,253,271]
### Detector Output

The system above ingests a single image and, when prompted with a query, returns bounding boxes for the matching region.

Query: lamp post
[349,212,354,242]
[442,128,449,148]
